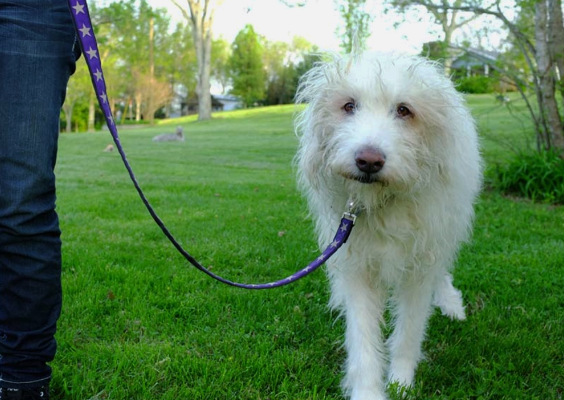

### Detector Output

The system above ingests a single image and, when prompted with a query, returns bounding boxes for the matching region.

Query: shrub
[456,75,493,94]
[494,150,564,204]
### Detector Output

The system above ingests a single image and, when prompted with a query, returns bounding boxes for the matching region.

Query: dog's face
[326,65,424,189]
[297,52,465,200]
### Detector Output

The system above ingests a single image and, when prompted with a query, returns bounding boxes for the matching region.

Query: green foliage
[230,24,266,107]
[263,37,318,105]
[166,22,197,95]
[421,40,449,62]
[211,38,232,94]
[263,41,295,105]
[265,64,298,105]
[494,150,564,204]
[456,75,494,94]
[60,102,90,133]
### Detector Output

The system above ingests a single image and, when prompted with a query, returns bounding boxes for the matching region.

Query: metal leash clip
[342,199,361,225]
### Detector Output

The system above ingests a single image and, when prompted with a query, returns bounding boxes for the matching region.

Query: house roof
[451,48,500,69]
[185,93,223,107]
[214,94,241,102]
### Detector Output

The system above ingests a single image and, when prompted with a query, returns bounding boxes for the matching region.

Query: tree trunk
[63,104,73,133]
[197,27,213,120]
[549,0,564,97]
[535,0,563,151]
[442,11,457,77]
[548,0,564,152]
[148,17,155,125]
[135,92,143,121]
[88,91,96,132]
[172,0,221,121]
[443,28,454,76]
[192,8,213,120]
[122,97,131,126]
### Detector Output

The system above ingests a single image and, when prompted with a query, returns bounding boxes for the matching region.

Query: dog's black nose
[355,148,386,174]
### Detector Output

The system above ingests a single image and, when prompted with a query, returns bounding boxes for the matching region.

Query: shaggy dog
[295,51,482,400]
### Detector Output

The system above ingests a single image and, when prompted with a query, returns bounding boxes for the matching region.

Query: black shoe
[0,386,49,400]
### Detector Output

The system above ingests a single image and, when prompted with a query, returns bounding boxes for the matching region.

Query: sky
[147,0,441,54]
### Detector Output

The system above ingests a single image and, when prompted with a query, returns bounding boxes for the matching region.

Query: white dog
[295,51,482,400]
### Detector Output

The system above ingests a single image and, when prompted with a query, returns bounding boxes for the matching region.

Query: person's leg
[0,0,77,390]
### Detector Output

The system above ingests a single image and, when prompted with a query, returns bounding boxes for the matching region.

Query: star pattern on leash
[79,24,91,37]
[86,47,98,59]
[72,2,85,15]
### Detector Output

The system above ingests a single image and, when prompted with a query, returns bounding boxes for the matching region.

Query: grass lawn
[52,97,564,399]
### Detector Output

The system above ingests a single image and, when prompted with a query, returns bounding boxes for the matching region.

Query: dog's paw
[433,291,466,320]
[349,388,388,400]
[433,273,466,320]
[387,358,415,388]
[435,298,466,320]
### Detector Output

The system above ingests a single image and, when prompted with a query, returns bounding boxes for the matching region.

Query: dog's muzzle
[352,147,386,184]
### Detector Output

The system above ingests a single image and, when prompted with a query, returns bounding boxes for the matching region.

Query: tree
[172,0,223,121]
[293,51,320,88]
[388,0,489,75]
[132,69,173,124]
[263,40,294,105]
[535,0,564,150]
[263,36,316,105]
[62,61,92,132]
[66,1,197,129]
[550,0,564,108]
[211,38,231,94]
[397,0,564,153]
[230,24,265,107]
[335,0,374,53]
[158,22,198,117]
[89,0,177,124]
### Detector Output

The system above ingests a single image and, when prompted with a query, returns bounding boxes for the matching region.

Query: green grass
[465,93,536,161]
[52,100,564,399]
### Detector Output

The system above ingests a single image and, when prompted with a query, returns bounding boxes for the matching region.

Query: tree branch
[170,0,192,23]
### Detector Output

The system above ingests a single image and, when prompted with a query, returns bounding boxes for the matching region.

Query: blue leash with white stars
[67,0,359,289]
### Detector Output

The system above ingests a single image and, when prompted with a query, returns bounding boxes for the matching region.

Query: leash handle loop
[68,0,356,289]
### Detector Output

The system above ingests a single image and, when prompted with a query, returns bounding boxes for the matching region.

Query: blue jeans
[0,0,78,389]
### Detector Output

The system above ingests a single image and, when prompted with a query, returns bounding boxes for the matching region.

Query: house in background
[451,48,500,78]
[168,84,243,117]
[450,47,517,93]
[183,93,225,115]
[214,94,243,111]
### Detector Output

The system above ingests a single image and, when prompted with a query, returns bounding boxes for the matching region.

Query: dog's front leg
[387,270,436,387]
[330,266,388,400]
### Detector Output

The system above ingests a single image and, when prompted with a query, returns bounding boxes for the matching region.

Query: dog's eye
[343,102,356,115]
[396,104,412,118]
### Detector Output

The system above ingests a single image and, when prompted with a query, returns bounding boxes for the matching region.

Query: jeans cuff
[0,375,51,390]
